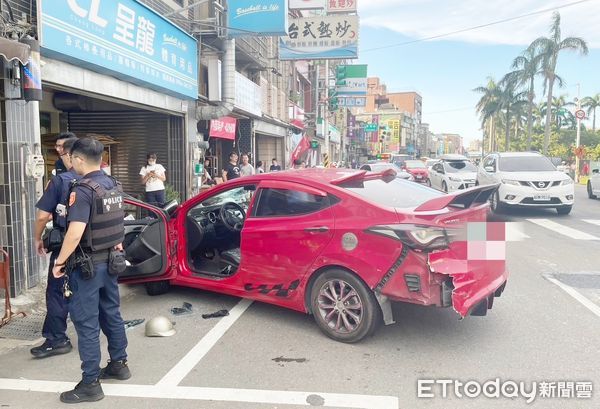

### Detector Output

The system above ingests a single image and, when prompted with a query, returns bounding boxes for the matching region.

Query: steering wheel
[220,202,246,232]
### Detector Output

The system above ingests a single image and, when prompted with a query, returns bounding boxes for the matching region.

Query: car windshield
[444,161,477,173]
[365,163,403,173]
[343,178,443,208]
[499,156,556,172]
[405,160,426,169]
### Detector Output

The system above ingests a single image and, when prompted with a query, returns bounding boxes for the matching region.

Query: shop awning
[0,38,30,64]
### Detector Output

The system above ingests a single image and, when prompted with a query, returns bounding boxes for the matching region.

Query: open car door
[119,197,177,283]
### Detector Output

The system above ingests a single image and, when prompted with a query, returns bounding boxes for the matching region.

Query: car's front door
[119,199,175,282]
[239,180,336,305]
[431,163,444,189]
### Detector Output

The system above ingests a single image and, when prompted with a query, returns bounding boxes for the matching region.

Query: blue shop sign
[228,0,288,37]
[39,0,198,99]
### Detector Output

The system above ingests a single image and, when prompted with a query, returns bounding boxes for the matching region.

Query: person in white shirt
[239,154,255,176]
[139,153,167,207]
[256,161,265,174]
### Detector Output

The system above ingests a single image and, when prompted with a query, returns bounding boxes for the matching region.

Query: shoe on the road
[59,380,104,403]
[30,339,72,358]
[99,359,131,380]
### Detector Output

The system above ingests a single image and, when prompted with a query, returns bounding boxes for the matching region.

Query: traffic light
[328,88,338,112]
[336,65,347,86]
[310,140,319,149]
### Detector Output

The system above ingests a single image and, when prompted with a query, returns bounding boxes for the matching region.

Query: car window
[194,185,256,213]
[343,178,443,208]
[498,156,556,172]
[445,161,477,173]
[432,163,443,173]
[254,188,334,217]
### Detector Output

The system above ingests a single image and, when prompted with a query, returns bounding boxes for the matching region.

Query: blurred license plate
[533,194,550,201]
[415,175,422,179]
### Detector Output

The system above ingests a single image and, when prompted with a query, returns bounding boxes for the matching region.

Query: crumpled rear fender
[428,242,508,317]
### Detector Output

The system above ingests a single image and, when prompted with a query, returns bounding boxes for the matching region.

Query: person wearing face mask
[139,153,167,207]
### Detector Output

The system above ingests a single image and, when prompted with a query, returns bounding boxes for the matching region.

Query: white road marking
[505,222,530,241]
[526,219,600,240]
[544,275,600,319]
[583,219,600,227]
[156,298,253,387]
[0,379,399,409]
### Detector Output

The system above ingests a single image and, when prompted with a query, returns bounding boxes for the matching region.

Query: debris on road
[201,309,229,319]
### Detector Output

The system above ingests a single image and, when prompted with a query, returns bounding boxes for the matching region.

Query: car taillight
[366,224,452,251]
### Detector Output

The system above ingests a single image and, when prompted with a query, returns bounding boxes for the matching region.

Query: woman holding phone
[140,153,167,207]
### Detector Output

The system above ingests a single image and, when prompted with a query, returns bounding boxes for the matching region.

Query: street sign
[575,109,586,120]
[364,123,378,132]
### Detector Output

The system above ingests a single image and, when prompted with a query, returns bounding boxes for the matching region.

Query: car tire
[426,178,431,187]
[588,181,597,199]
[556,206,572,215]
[310,269,381,343]
[145,280,171,296]
[442,181,448,193]
[490,190,504,213]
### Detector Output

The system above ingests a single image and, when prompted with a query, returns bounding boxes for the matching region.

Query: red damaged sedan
[403,159,430,184]
[120,168,508,343]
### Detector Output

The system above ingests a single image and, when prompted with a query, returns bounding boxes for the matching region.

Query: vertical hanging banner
[228,0,288,37]
[279,16,359,60]
[327,0,357,13]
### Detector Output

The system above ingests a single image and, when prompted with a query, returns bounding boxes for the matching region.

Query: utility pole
[575,83,581,183]
[324,60,330,163]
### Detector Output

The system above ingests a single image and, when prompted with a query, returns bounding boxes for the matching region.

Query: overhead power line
[362,0,596,53]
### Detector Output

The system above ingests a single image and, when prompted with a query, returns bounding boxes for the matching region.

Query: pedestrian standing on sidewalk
[240,154,255,176]
[52,138,130,403]
[222,151,241,182]
[256,161,265,174]
[31,136,80,359]
[269,158,281,172]
[139,153,167,207]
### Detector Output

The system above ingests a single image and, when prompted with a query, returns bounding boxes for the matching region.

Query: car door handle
[304,226,329,233]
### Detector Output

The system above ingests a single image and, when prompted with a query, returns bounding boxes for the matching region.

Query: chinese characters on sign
[209,117,237,140]
[40,0,198,99]
[327,0,357,13]
[389,120,400,143]
[338,97,366,107]
[279,16,359,60]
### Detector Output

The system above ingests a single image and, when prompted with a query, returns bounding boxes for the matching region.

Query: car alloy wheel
[310,269,380,343]
[588,181,597,199]
[491,190,502,213]
[426,178,431,187]
[442,181,448,193]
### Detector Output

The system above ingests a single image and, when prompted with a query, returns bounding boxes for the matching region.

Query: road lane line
[505,222,530,241]
[0,379,399,409]
[526,219,600,240]
[583,219,600,227]
[544,275,600,319]
[156,298,253,387]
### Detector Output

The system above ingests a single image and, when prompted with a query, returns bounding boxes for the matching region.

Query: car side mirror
[593,169,599,174]
[484,166,495,173]
[163,200,179,215]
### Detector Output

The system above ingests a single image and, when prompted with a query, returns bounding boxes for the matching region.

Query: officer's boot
[59,379,104,403]
[99,359,131,380]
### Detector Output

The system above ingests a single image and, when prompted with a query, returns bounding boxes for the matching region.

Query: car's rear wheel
[310,269,380,343]
[145,280,171,296]
[556,205,572,215]
[441,181,448,193]
[588,181,597,199]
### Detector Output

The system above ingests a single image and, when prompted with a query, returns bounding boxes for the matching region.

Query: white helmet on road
[145,316,176,337]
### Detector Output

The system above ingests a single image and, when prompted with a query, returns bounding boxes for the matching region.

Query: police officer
[52,138,131,404]
[31,135,80,358]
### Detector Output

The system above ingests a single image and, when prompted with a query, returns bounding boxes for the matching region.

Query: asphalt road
[1,185,599,409]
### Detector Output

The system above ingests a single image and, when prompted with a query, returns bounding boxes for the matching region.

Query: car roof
[439,154,468,161]
[236,168,367,185]
[495,151,544,158]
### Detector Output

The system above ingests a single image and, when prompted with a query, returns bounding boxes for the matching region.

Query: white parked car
[477,152,574,214]
[588,167,600,199]
[359,162,414,181]
[428,160,478,192]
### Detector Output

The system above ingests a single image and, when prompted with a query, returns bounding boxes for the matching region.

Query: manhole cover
[0,312,45,340]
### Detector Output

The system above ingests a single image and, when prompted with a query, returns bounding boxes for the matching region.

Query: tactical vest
[53,171,80,231]
[76,177,125,252]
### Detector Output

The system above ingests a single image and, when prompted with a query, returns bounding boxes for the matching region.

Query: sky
[356,0,600,145]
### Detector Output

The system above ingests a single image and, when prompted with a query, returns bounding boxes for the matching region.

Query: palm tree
[497,82,528,151]
[540,95,575,129]
[474,78,501,152]
[581,94,600,131]
[528,11,588,154]
[502,48,541,150]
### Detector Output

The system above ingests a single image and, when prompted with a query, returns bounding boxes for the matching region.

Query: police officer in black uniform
[52,138,131,404]
[31,136,80,358]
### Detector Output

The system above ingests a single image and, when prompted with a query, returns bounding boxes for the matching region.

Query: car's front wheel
[490,190,504,213]
[442,181,448,193]
[588,181,597,199]
[556,206,572,215]
[145,280,171,296]
[310,269,380,343]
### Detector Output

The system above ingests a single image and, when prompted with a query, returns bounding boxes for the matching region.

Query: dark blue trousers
[42,251,69,346]
[145,189,166,207]
[68,262,128,383]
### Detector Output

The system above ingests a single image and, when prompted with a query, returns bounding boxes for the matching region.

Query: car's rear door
[239,180,336,303]
[119,198,177,283]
